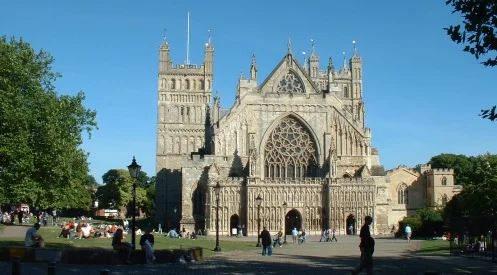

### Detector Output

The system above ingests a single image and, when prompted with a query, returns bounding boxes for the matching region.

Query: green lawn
[418,240,450,255]
[0,224,257,258]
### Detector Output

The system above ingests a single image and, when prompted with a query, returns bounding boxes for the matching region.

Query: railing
[449,235,496,263]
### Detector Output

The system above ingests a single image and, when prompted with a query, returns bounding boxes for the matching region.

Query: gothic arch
[271,69,306,95]
[397,183,408,204]
[260,114,320,179]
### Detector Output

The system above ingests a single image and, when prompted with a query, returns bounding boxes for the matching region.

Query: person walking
[291,227,298,243]
[273,228,283,247]
[331,227,338,242]
[259,226,272,256]
[405,224,412,243]
[351,216,375,275]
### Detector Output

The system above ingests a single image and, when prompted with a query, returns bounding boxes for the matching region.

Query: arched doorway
[285,209,302,235]
[346,213,356,235]
[230,214,240,236]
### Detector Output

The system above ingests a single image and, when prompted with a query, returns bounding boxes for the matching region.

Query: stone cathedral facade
[155,36,462,236]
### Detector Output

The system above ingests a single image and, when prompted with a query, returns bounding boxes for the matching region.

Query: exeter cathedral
[154,35,462,236]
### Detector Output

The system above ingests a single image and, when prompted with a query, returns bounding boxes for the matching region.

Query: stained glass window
[264,117,317,178]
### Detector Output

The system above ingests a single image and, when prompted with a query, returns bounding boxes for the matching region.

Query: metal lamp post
[127,156,141,249]
[255,195,263,247]
[214,182,222,252]
[283,201,287,244]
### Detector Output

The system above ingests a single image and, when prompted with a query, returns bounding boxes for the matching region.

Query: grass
[0,223,4,233]
[0,222,257,258]
[418,240,450,255]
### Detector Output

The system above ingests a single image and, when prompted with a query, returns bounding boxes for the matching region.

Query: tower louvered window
[264,117,317,178]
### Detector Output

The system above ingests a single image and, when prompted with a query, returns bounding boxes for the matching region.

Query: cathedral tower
[155,33,214,226]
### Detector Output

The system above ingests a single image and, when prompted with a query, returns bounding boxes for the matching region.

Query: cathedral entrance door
[285,209,302,235]
[230,214,240,236]
[346,214,356,235]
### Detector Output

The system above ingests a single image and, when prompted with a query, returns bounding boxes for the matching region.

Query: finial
[342,51,348,70]
[239,71,245,80]
[328,57,333,69]
[311,38,315,53]
[352,40,359,57]
[208,29,212,44]
[302,51,307,69]
[287,38,292,54]
[250,53,257,80]
[161,28,168,47]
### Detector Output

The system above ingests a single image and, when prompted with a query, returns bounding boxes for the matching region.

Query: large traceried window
[276,71,305,94]
[264,117,317,179]
[397,183,408,204]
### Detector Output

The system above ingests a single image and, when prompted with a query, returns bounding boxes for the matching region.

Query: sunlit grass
[419,240,450,255]
[0,224,257,258]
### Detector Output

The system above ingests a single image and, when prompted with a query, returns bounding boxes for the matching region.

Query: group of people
[319,228,338,242]
[256,217,375,274]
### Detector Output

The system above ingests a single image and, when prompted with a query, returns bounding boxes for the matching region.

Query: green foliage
[96,169,150,216]
[445,0,497,121]
[0,36,97,209]
[397,217,422,237]
[428,153,475,185]
[416,208,443,223]
[141,177,156,217]
[442,153,497,234]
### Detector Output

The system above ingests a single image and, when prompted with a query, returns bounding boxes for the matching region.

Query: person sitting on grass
[78,223,95,239]
[58,223,71,239]
[112,228,133,264]
[25,223,45,247]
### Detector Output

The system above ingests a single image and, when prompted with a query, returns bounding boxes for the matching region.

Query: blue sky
[2,1,496,183]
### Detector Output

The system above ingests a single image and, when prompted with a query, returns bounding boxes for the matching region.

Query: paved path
[0,235,495,274]
[0,225,27,238]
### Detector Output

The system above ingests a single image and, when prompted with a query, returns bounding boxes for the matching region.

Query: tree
[0,36,97,209]
[142,177,156,217]
[428,153,475,185]
[445,0,497,122]
[96,169,148,216]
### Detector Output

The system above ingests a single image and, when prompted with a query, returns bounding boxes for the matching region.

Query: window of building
[441,176,447,186]
[397,183,408,204]
[264,117,317,179]
[344,86,349,98]
[276,71,305,94]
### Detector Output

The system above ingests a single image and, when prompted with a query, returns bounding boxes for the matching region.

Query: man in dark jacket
[259,226,272,256]
[351,216,375,275]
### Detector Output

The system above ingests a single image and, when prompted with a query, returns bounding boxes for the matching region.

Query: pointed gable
[259,53,322,95]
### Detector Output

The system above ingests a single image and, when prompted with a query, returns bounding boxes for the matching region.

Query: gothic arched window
[344,86,349,98]
[441,177,447,186]
[397,183,408,204]
[264,117,317,179]
[276,71,305,94]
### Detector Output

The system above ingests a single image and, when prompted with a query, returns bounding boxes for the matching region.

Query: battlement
[432,168,454,174]
[371,148,379,155]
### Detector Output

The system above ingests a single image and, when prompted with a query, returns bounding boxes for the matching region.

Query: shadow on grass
[0,240,73,249]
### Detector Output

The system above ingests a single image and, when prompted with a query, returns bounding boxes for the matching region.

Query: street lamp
[214,182,222,252]
[255,195,263,247]
[283,201,288,244]
[127,156,141,249]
